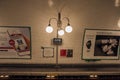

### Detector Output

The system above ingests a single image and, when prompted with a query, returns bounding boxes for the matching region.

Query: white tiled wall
[0,0,119,64]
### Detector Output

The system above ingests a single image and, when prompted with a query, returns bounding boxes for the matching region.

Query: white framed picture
[0,26,31,59]
[82,29,120,60]
[41,47,54,58]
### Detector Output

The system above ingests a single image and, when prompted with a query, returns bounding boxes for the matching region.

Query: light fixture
[58,29,64,36]
[45,12,72,36]
[45,24,53,33]
[65,25,72,33]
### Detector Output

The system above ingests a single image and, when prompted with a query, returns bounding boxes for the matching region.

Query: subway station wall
[0,0,119,64]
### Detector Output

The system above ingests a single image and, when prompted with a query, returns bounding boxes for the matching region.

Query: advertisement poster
[0,26,31,59]
[82,29,120,60]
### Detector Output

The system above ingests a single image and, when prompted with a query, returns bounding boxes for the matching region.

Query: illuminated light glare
[46,75,50,78]
[94,75,98,78]
[5,75,9,77]
[48,0,54,7]
[45,26,53,33]
[51,75,55,78]
[115,0,120,7]
[65,26,73,33]
[90,75,94,78]
[58,29,64,36]
[118,18,120,27]
[89,74,97,78]
[0,75,4,78]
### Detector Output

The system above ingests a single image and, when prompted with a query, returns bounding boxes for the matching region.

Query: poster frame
[0,26,31,59]
[82,28,120,60]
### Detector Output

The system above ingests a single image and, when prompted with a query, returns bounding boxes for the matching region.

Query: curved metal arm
[62,17,70,25]
[48,12,71,27]
[48,18,57,25]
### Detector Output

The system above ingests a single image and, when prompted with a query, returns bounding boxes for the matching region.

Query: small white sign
[43,47,54,58]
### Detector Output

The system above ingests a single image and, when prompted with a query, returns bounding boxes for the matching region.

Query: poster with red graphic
[60,49,73,57]
[0,26,31,59]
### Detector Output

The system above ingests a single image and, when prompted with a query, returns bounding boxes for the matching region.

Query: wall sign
[53,38,62,45]
[60,49,73,58]
[82,29,120,60]
[60,49,66,57]
[41,46,54,58]
[0,26,31,59]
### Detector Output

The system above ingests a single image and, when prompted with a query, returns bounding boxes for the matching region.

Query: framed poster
[0,26,31,59]
[82,28,120,60]
[41,47,54,58]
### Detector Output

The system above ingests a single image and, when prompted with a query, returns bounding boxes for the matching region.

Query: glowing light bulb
[65,25,72,33]
[58,29,64,36]
[45,26,53,33]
